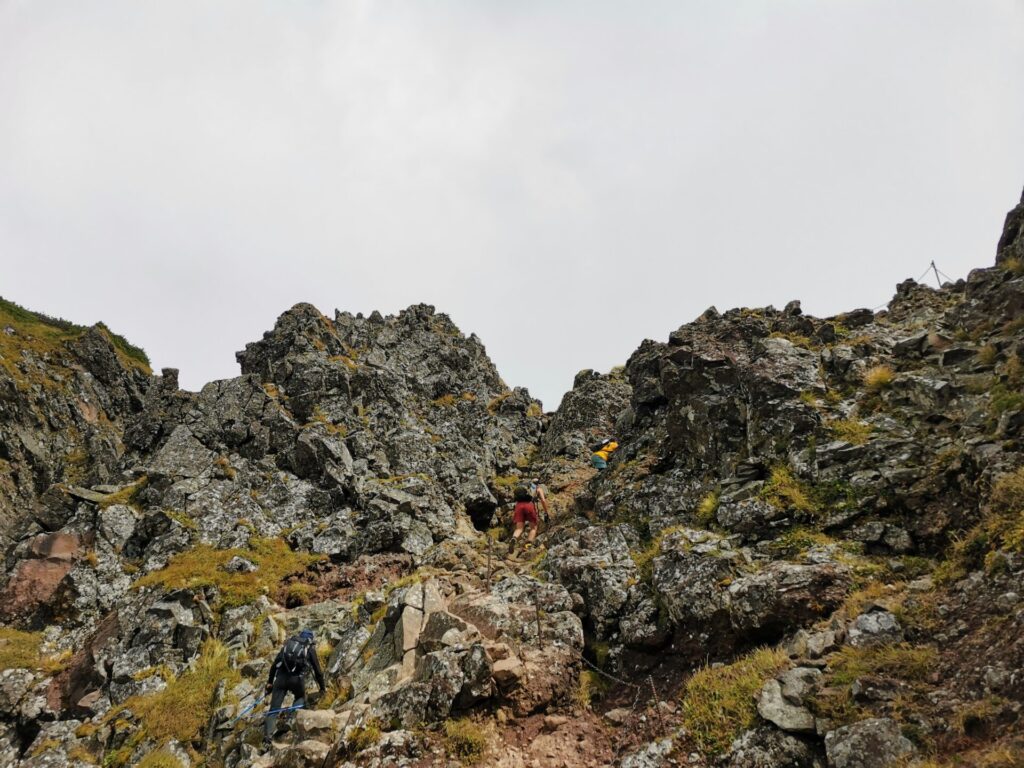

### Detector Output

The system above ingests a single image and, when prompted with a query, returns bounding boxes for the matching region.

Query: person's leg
[264,683,287,742]
[290,677,306,715]
[527,521,538,543]
[512,521,524,541]
[591,455,607,470]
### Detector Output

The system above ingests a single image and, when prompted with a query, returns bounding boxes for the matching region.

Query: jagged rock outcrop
[0,302,150,551]
[4,188,1024,767]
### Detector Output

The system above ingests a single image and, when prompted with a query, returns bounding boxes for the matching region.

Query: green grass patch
[768,331,816,349]
[136,749,185,768]
[759,466,818,515]
[827,418,873,445]
[444,718,488,763]
[345,720,382,753]
[936,466,1024,584]
[826,643,937,686]
[0,296,150,375]
[0,627,67,673]
[680,647,789,756]
[97,477,148,509]
[121,640,239,745]
[695,490,720,526]
[573,669,608,711]
[990,384,1024,419]
[134,538,322,608]
[766,527,835,557]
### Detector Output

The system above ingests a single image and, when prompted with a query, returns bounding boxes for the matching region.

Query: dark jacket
[267,637,326,692]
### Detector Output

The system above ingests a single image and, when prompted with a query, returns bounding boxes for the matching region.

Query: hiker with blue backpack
[264,629,325,744]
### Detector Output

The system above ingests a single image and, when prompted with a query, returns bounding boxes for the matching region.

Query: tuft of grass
[936,467,1024,584]
[319,677,353,709]
[695,490,720,526]
[978,344,1000,366]
[97,476,148,509]
[285,582,316,606]
[826,643,937,686]
[123,640,239,744]
[346,720,382,753]
[989,384,1024,419]
[444,718,488,763]
[136,750,185,768]
[432,394,457,408]
[1002,257,1024,276]
[133,538,322,608]
[767,527,835,557]
[991,467,1024,514]
[492,475,520,489]
[759,466,818,515]
[303,406,349,436]
[680,647,789,756]
[67,745,97,764]
[526,402,543,419]
[630,525,686,581]
[827,418,873,445]
[863,364,895,392]
[768,331,815,349]
[573,670,607,711]
[486,391,511,413]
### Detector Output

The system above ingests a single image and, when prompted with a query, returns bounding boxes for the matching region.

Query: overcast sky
[2,1,1024,409]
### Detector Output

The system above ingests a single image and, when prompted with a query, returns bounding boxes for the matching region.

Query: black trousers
[264,673,305,740]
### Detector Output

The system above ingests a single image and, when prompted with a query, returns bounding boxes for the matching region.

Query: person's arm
[537,487,551,517]
[266,651,282,693]
[308,645,326,692]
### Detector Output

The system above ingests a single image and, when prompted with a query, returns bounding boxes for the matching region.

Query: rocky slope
[2,189,1024,768]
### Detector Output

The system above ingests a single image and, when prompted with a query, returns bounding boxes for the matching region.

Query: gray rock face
[7,186,1024,768]
[542,524,639,638]
[0,316,149,551]
[540,368,631,460]
[724,726,823,768]
[823,718,914,768]
[646,528,849,658]
[846,611,903,648]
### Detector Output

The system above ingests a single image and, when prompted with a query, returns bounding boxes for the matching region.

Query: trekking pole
[226,693,267,727]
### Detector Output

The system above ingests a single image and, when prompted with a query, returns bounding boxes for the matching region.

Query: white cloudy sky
[2,1,1023,409]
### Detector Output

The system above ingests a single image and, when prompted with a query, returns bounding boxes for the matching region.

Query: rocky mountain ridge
[1,188,1023,768]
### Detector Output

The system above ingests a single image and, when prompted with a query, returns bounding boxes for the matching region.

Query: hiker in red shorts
[511,483,540,552]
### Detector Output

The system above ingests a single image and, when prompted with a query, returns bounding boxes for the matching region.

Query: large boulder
[824,718,914,768]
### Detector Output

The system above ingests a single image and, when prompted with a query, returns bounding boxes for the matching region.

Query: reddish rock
[47,611,121,715]
[28,532,82,561]
[0,558,73,620]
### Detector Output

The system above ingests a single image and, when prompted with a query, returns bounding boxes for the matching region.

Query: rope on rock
[577,650,639,690]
